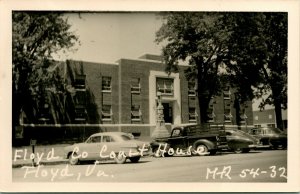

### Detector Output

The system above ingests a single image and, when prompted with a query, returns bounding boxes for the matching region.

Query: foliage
[12,12,79,125]
[156,12,232,123]
[156,12,287,128]
[226,12,287,129]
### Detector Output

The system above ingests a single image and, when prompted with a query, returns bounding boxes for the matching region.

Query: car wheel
[233,148,243,154]
[129,156,140,163]
[193,144,209,156]
[68,152,79,165]
[114,153,127,164]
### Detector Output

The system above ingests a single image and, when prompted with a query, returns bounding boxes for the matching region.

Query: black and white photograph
[0,0,299,192]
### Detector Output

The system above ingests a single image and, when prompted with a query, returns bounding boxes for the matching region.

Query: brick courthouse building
[16,54,253,144]
[64,54,253,135]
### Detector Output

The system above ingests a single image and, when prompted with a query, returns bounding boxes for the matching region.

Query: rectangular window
[223,87,231,99]
[102,76,112,92]
[207,108,215,123]
[131,78,141,93]
[157,78,174,95]
[74,74,86,90]
[74,104,86,122]
[189,107,198,123]
[224,109,232,123]
[131,105,142,121]
[101,105,112,120]
[188,81,196,96]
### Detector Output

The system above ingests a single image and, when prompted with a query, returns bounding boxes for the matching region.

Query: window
[131,105,142,121]
[188,81,196,96]
[87,136,101,143]
[223,88,231,99]
[269,114,273,119]
[157,78,174,95]
[101,105,112,120]
[189,107,198,122]
[102,76,112,92]
[74,105,86,121]
[224,109,232,123]
[75,91,86,105]
[74,74,86,90]
[102,136,115,142]
[207,108,215,123]
[255,116,259,120]
[131,78,141,93]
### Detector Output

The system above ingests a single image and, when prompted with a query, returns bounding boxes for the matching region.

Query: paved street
[12,149,287,182]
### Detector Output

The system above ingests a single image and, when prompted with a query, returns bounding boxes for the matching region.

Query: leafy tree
[12,12,79,135]
[155,12,232,123]
[226,12,287,129]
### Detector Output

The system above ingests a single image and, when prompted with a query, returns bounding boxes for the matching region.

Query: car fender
[150,141,170,150]
[193,139,216,150]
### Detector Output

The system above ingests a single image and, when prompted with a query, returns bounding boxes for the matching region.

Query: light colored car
[64,132,151,165]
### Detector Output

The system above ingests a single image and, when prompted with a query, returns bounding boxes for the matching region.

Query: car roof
[90,132,129,137]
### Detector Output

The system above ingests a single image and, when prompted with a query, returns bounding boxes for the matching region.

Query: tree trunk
[274,99,283,130]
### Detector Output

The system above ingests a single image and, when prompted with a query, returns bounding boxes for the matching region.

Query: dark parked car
[247,127,287,149]
[225,129,258,153]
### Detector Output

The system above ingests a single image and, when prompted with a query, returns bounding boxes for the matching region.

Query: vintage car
[64,132,151,165]
[225,129,258,153]
[247,127,287,149]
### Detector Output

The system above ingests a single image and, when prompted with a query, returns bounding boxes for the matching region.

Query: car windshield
[270,128,283,134]
[120,134,133,141]
[231,130,253,138]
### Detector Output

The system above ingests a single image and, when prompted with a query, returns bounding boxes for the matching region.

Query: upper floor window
[188,81,196,96]
[102,76,112,92]
[131,78,141,94]
[74,74,86,90]
[157,78,174,96]
[131,105,142,121]
[223,87,231,99]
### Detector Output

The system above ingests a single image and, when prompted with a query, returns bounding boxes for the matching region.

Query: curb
[12,159,69,168]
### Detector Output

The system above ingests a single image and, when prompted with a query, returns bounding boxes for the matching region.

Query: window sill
[102,90,112,93]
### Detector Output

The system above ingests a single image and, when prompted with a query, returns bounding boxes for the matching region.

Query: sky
[54,12,272,111]
[55,12,164,64]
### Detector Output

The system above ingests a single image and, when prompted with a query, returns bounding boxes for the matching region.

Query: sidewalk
[12,144,69,168]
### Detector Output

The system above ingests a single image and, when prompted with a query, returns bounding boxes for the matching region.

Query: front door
[162,102,173,124]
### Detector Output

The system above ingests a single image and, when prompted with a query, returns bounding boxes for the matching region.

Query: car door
[82,135,102,160]
[168,128,187,150]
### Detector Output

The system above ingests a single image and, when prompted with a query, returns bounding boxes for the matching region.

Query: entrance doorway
[162,102,173,124]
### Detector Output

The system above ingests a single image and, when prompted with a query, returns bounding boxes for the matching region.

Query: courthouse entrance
[162,102,173,124]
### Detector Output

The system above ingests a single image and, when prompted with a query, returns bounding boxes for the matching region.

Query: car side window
[102,136,114,143]
[87,136,101,143]
[172,129,181,137]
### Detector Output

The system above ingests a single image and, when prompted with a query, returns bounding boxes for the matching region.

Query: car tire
[193,144,209,156]
[129,156,141,163]
[68,152,79,165]
[114,153,127,164]
[233,148,243,154]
